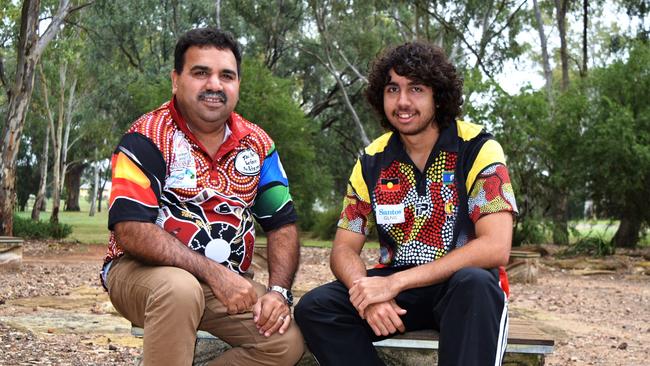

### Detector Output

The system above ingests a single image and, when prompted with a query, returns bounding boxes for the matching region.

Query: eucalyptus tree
[0,0,87,235]
[582,42,650,248]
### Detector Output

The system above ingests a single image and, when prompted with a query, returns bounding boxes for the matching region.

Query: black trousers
[294,267,508,366]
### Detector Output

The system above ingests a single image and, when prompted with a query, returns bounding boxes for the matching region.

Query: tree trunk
[612,215,641,249]
[0,0,73,235]
[97,165,110,213]
[215,0,221,28]
[533,0,553,103]
[550,0,570,245]
[581,0,588,77]
[64,162,84,211]
[554,0,570,91]
[31,122,50,221]
[0,0,41,235]
[59,74,77,195]
[89,149,99,217]
[551,193,569,245]
[97,174,105,213]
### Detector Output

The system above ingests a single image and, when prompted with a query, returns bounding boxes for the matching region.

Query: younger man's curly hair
[365,42,464,131]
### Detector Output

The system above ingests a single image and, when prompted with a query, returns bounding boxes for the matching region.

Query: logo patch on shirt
[380,178,401,192]
[167,130,197,189]
[376,204,405,225]
[442,171,455,185]
[415,196,432,216]
[445,200,455,215]
[235,149,261,176]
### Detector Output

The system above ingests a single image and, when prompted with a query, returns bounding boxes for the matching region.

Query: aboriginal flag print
[337,120,518,270]
[380,178,400,192]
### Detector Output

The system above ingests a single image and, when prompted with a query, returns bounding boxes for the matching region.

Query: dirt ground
[1,241,649,365]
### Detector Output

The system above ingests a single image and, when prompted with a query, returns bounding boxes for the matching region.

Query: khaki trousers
[107,254,304,366]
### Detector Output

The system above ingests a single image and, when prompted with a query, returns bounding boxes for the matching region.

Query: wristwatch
[268,285,294,306]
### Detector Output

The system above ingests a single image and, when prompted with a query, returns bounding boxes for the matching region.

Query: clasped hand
[349,277,406,336]
[253,291,291,337]
[349,276,399,316]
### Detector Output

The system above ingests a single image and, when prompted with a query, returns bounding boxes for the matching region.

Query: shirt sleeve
[467,163,518,223]
[337,159,375,236]
[251,144,297,231]
[108,133,166,230]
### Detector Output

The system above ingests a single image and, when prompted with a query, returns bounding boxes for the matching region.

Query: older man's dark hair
[365,42,464,131]
[174,28,242,77]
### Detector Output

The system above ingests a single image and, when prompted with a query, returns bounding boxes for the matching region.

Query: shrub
[559,236,615,257]
[12,215,73,240]
[311,209,341,240]
[513,218,549,246]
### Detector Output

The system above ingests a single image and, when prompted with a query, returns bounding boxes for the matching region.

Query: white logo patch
[204,238,231,263]
[375,204,405,225]
[166,130,197,189]
[235,149,261,176]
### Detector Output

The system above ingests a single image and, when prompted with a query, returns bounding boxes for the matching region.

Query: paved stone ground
[0,241,648,365]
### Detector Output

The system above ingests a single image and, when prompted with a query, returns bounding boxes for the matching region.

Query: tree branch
[422,6,494,78]
[333,41,368,84]
[35,0,72,58]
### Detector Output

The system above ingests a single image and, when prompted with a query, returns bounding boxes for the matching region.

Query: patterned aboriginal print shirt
[338,120,518,269]
[105,98,296,275]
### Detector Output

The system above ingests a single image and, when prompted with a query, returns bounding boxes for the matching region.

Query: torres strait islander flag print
[109,151,158,208]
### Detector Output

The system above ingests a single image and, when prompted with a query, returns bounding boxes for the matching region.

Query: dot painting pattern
[371,151,459,267]
[106,105,274,274]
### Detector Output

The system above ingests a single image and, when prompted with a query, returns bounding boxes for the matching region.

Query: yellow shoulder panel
[364,132,393,156]
[466,140,506,192]
[456,120,484,141]
[349,159,370,203]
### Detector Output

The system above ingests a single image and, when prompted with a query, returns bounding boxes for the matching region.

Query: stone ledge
[0,236,24,271]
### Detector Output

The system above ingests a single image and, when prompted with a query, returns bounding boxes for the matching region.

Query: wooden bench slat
[132,318,554,355]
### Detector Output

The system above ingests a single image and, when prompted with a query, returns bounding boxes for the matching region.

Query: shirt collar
[436,120,459,153]
[387,120,460,163]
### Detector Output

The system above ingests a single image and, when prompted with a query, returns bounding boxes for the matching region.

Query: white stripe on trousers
[494,291,509,366]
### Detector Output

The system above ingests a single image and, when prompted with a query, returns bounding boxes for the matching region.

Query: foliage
[579,41,650,247]
[558,236,615,257]
[12,214,72,240]
[310,208,341,240]
[237,58,325,229]
[3,0,649,250]
[513,218,550,247]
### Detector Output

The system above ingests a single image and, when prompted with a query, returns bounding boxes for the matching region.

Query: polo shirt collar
[436,120,459,153]
[168,97,253,158]
[387,120,460,163]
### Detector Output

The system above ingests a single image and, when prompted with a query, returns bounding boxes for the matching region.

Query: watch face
[270,286,293,306]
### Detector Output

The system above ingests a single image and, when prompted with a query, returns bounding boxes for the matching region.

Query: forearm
[114,221,226,285]
[266,223,300,288]
[331,244,367,289]
[392,214,512,292]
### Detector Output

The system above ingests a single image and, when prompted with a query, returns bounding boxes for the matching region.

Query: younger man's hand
[364,300,407,336]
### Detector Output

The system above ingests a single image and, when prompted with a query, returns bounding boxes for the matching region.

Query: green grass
[16,198,109,244]
[571,220,650,246]
[15,198,648,248]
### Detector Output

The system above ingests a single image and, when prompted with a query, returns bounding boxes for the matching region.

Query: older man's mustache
[198,90,227,104]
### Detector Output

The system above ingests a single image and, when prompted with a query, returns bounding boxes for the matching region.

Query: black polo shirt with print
[338,120,518,270]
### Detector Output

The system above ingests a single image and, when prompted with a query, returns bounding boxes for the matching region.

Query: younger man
[295,42,518,366]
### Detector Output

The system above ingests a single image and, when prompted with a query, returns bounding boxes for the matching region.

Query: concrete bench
[0,236,24,271]
[132,318,553,365]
